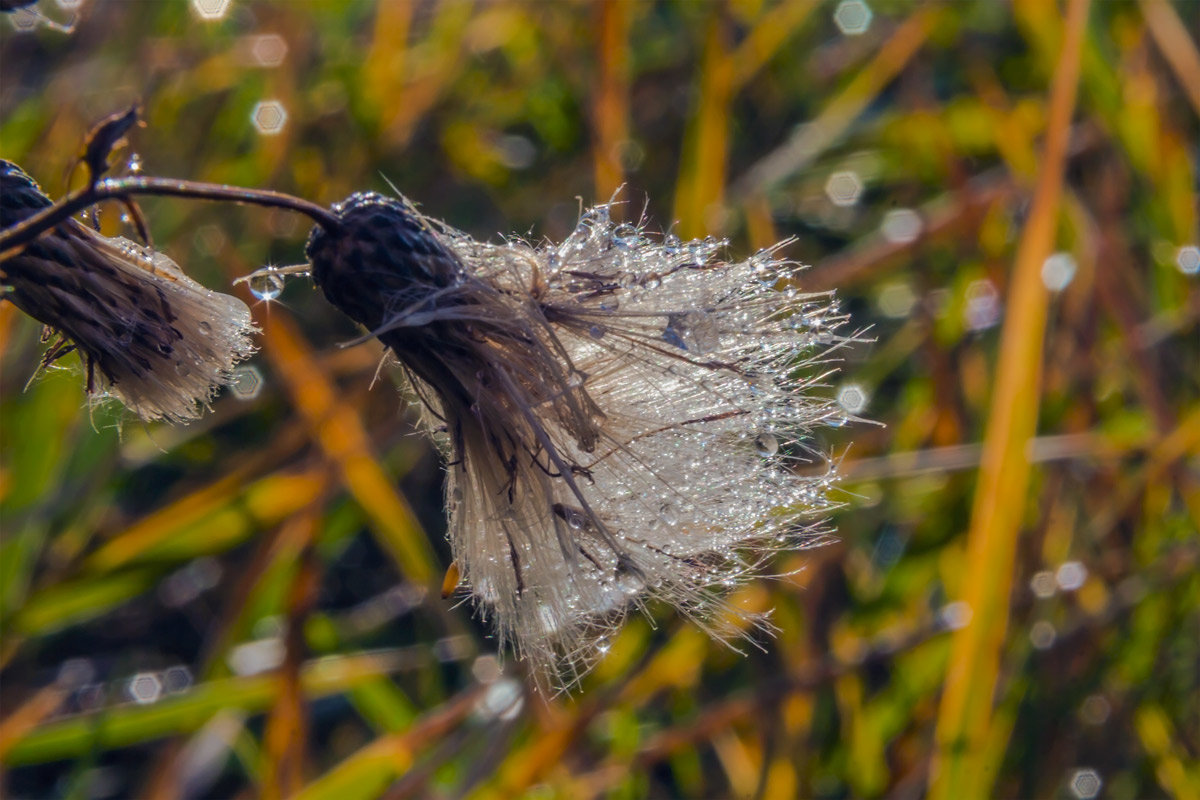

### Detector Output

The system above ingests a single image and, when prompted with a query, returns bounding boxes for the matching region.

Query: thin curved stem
[0,175,340,260]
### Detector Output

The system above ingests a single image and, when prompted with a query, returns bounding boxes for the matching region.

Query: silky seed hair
[0,160,257,423]
[300,190,851,691]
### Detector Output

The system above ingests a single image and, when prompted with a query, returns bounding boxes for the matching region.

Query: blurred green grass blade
[2,651,411,766]
[10,567,160,636]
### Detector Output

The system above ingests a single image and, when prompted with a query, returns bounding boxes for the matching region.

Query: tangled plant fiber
[296,191,853,689]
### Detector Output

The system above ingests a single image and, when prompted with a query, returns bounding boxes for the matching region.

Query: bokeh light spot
[129,672,162,704]
[1056,561,1087,591]
[964,279,1001,331]
[229,365,263,400]
[251,100,287,135]
[475,678,524,721]
[833,0,872,35]
[881,208,922,244]
[837,382,868,414]
[1069,768,1103,799]
[1176,244,1199,275]
[1029,620,1056,650]
[1029,570,1057,599]
[824,170,863,207]
[227,637,284,676]
[9,8,39,31]
[1079,694,1111,726]
[471,655,502,684]
[876,281,917,318]
[163,665,193,694]
[1042,251,1077,291]
[191,0,231,21]
[938,601,972,630]
[250,33,287,67]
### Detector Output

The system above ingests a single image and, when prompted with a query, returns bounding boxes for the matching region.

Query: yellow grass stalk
[929,0,1090,797]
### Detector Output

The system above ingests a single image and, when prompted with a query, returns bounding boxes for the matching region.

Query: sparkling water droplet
[612,223,640,250]
[127,153,143,174]
[755,432,779,456]
[248,270,285,301]
[659,503,678,526]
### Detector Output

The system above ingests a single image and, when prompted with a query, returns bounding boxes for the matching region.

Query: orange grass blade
[1141,0,1200,119]
[262,313,437,584]
[673,8,735,239]
[929,0,1091,796]
[592,0,632,200]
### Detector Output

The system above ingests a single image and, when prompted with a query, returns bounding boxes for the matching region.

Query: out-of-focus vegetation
[1,0,1197,798]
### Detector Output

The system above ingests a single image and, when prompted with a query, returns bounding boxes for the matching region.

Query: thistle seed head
[304,190,852,691]
[1,160,258,423]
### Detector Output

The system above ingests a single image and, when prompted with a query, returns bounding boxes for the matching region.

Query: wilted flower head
[0,160,257,423]
[299,191,851,689]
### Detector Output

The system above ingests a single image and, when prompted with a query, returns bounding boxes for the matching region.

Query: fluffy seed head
[305,191,852,690]
[1,160,257,422]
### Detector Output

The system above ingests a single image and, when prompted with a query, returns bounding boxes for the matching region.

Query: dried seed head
[304,191,852,691]
[1,160,257,423]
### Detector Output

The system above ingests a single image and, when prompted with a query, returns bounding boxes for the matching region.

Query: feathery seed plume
[297,190,852,689]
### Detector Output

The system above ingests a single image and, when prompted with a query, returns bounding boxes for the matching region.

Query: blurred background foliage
[1,0,1198,798]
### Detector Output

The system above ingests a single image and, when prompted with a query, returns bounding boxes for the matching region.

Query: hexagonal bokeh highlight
[229,365,263,400]
[191,0,231,20]
[1069,768,1102,799]
[1176,244,1199,275]
[824,170,863,207]
[837,382,868,415]
[251,100,288,135]
[128,671,162,705]
[833,0,873,36]
[250,33,288,67]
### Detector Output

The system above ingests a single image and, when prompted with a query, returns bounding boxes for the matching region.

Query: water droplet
[197,321,212,335]
[612,223,640,250]
[248,270,285,301]
[643,273,662,289]
[755,433,779,456]
[659,503,678,526]
[127,153,143,174]
[588,324,605,339]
